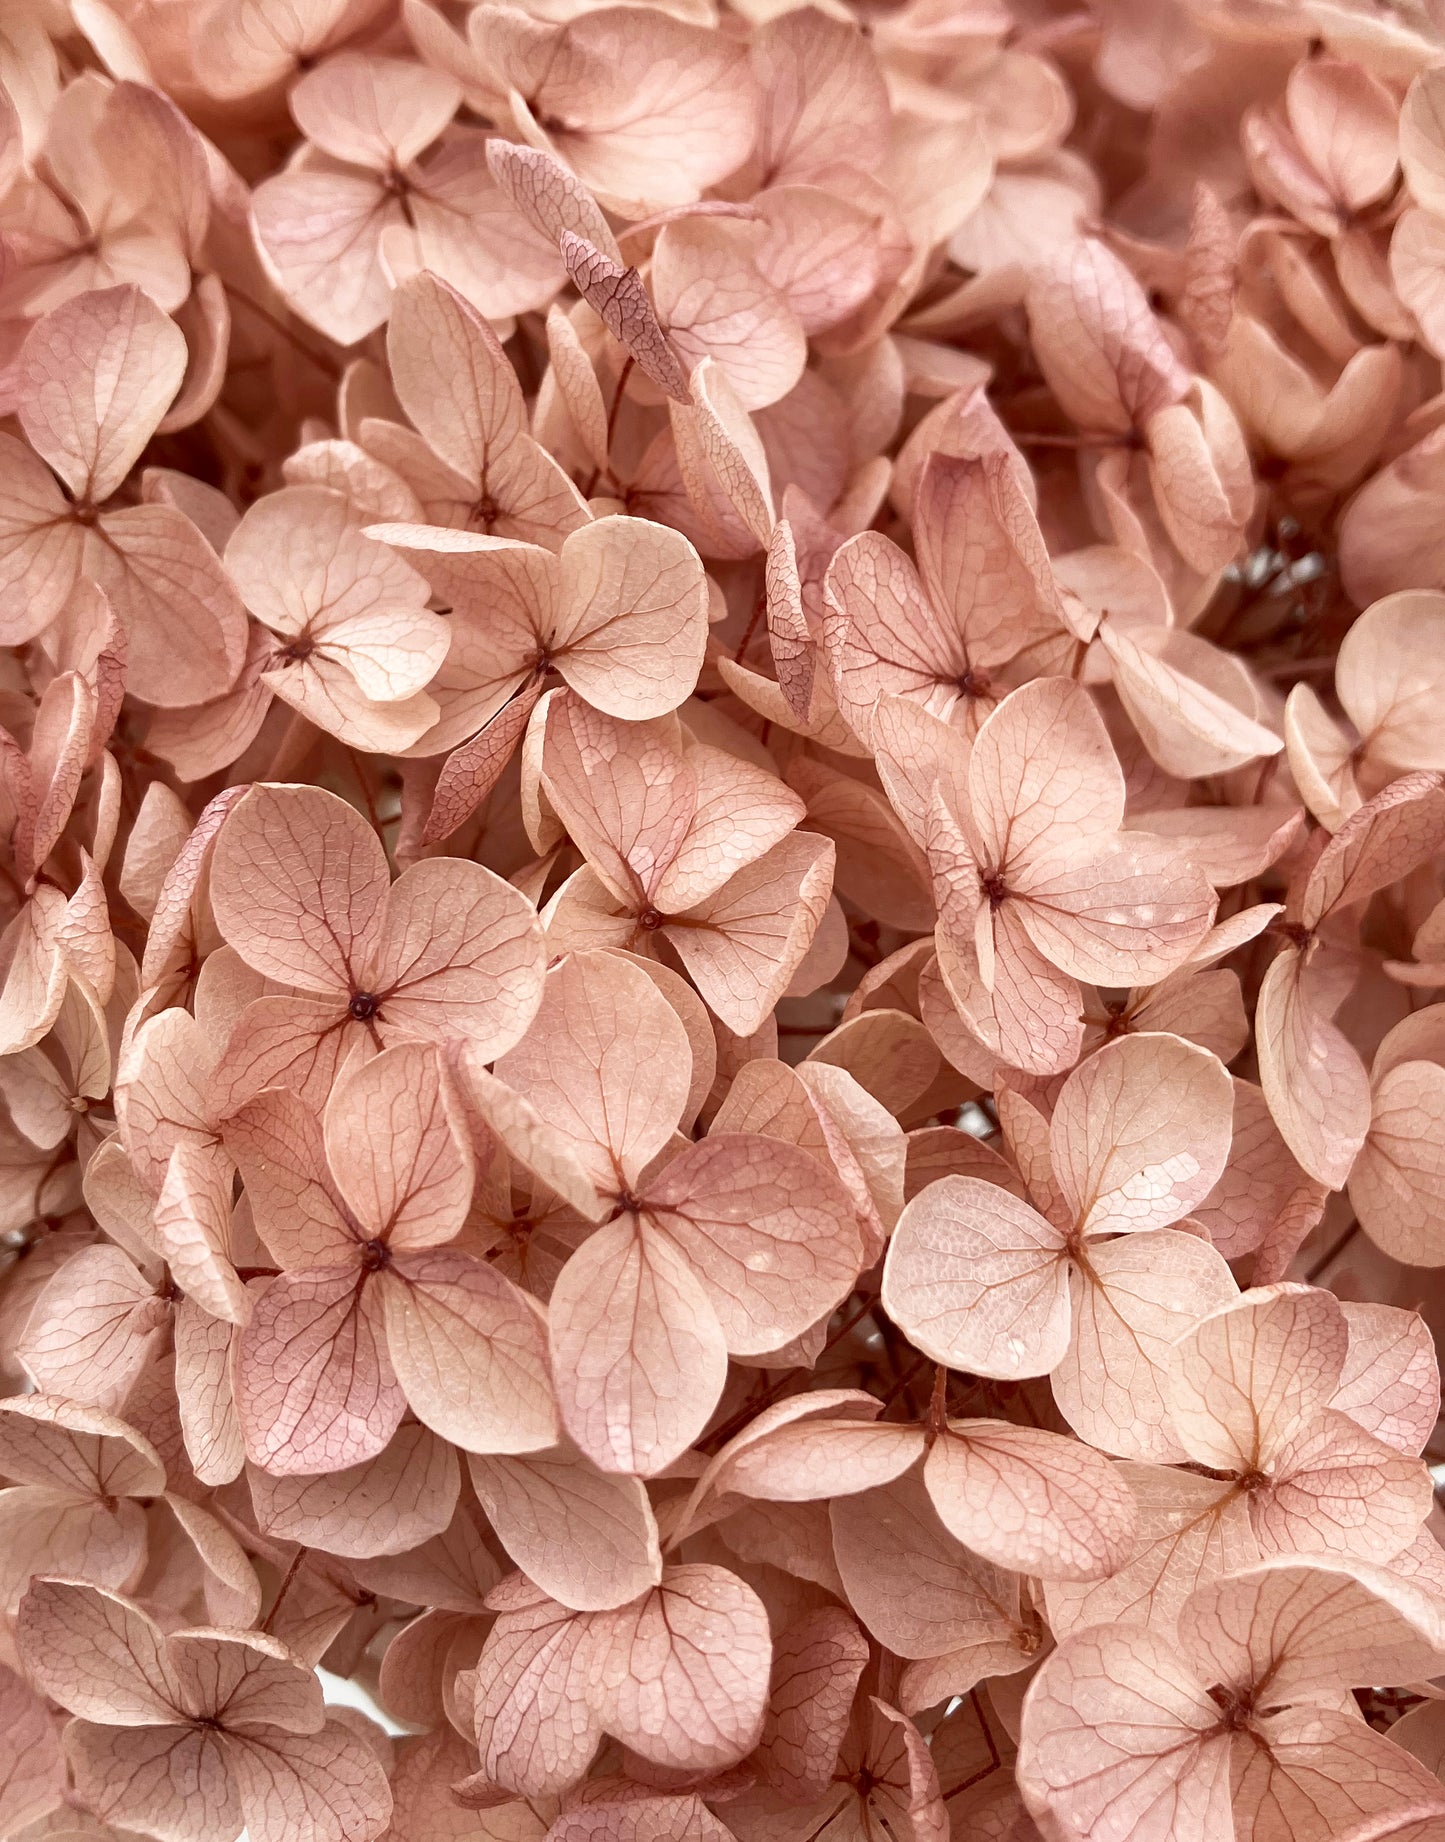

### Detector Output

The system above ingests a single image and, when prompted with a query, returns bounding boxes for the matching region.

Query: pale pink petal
[1178,1556,1445,1707]
[644,1132,862,1354]
[560,234,692,404]
[324,1041,473,1249]
[548,1215,728,1476]
[586,1563,770,1772]
[367,855,545,1056]
[924,1420,1138,1582]
[64,1721,241,1842]
[1257,948,1372,1191]
[1017,1624,1233,1842]
[221,1719,392,1842]
[291,52,458,170]
[1025,238,1191,437]
[1049,1033,1233,1238]
[1252,1410,1432,1562]
[1054,1229,1239,1462]
[1166,1285,1349,1473]
[210,784,388,995]
[830,1472,1027,1661]
[252,168,400,346]
[381,1248,557,1453]
[223,1086,354,1269]
[19,286,185,502]
[664,831,834,1037]
[151,1141,249,1325]
[1332,1303,1441,1456]
[493,950,692,1189]
[651,218,805,412]
[468,1439,662,1611]
[0,1661,65,1833]
[882,1176,1071,1378]
[235,1267,403,1477]
[1235,1704,1445,1842]
[16,1576,183,1722]
[1351,1059,1445,1264]
[248,1419,459,1559]
[552,517,708,720]
[753,1607,868,1803]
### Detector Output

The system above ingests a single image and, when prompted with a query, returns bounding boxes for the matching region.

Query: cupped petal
[1049,1032,1233,1239]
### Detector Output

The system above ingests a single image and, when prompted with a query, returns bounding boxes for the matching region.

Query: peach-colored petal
[883,1175,1071,1378]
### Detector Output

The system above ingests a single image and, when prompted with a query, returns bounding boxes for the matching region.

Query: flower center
[348,991,380,1021]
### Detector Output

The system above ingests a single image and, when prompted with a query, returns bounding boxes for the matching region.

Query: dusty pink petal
[560,234,691,405]
[1053,1229,1239,1462]
[969,677,1124,867]
[0,1661,64,1833]
[1025,237,1191,437]
[1166,1285,1349,1473]
[235,1266,403,1478]
[1100,620,1281,779]
[1049,1032,1233,1238]
[933,910,1085,1079]
[493,950,692,1189]
[380,1248,557,1453]
[248,1419,459,1560]
[366,855,545,1055]
[923,1420,1138,1582]
[1257,948,1372,1192]
[644,1131,862,1354]
[1177,1556,1445,1707]
[1332,1303,1441,1456]
[487,139,621,263]
[472,1590,600,1797]
[210,784,388,995]
[16,1576,184,1722]
[1017,1623,1233,1842]
[64,1721,241,1842]
[548,1215,728,1476]
[671,357,774,553]
[151,1141,249,1325]
[453,1056,607,1222]
[664,830,835,1037]
[503,11,759,213]
[1044,1465,1259,1641]
[551,517,709,720]
[651,217,805,412]
[19,285,186,502]
[586,1563,770,1772]
[1014,832,1216,987]
[222,1719,392,1842]
[748,1607,867,1802]
[1302,771,1445,932]
[1251,1410,1432,1562]
[174,1300,243,1486]
[882,1175,1071,1378]
[1351,1059,1445,1264]
[223,1087,354,1270]
[324,1040,473,1249]
[468,1439,662,1611]
[1236,1704,1445,1842]
[831,1471,1027,1661]
[19,1243,169,1410]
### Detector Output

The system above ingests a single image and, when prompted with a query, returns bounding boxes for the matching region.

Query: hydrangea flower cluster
[4,3,1445,1840]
